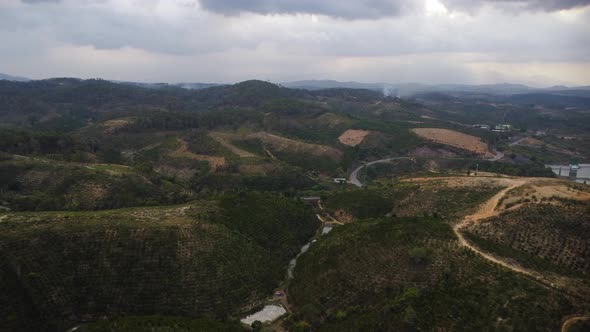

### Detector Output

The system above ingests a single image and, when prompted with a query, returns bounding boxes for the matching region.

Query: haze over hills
[283,80,590,97]
[0,72,30,82]
[4,71,589,98]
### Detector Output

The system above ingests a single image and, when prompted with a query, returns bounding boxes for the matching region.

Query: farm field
[338,129,370,147]
[412,128,492,157]
[463,202,590,278]
[248,131,343,160]
[169,138,226,169]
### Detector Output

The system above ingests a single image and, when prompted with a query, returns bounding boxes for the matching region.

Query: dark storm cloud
[198,0,590,19]
[21,0,61,3]
[198,0,416,19]
[1,0,589,85]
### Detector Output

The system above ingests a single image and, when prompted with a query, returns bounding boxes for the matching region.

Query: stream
[240,220,333,325]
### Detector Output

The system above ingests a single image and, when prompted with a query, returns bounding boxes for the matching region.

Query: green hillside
[288,217,585,331]
[0,194,318,331]
[0,156,190,211]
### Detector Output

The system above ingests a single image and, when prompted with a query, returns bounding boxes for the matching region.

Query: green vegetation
[463,202,590,277]
[0,196,318,331]
[218,192,319,262]
[326,182,499,220]
[325,189,396,219]
[566,319,590,332]
[194,166,316,193]
[0,158,189,211]
[79,315,247,332]
[356,159,427,184]
[469,159,556,177]
[288,217,582,331]
[2,78,590,332]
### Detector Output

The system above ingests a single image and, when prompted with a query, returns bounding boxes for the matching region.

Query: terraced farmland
[412,128,492,157]
[463,202,590,277]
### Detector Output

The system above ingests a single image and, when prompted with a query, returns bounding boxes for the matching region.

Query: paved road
[348,157,411,187]
[349,149,504,187]
[488,149,504,161]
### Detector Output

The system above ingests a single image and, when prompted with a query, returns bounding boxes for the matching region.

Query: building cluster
[472,124,512,132]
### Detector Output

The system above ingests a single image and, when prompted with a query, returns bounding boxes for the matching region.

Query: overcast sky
[1,0,589,86]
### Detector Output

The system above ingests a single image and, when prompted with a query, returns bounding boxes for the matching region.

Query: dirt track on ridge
[453,179,535,276]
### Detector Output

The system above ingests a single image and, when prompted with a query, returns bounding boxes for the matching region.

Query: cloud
[198,0,417,19]
[441,0,590,13]
[197,0,590,19]
[0,0,589,85]
[21,0,61,4]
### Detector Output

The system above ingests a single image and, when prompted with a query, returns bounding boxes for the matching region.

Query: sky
[1,0,589,86]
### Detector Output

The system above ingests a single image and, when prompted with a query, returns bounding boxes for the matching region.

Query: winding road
[561,316,590,332]
[348,150,504,187]
[453,180,537,277]
[348,157,411,187]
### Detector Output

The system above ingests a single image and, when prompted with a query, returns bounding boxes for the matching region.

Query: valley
[0,78,589,331]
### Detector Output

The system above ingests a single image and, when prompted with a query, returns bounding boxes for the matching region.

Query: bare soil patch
[499,181,590,210]
[521,137,544,146]
[338,129,370,147]
[412,128,491,157]
[101,119,131,134]
[404,176,515,189]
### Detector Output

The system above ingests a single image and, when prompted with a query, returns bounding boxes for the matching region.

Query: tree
[251,320,263,331]
[408,247,429,264]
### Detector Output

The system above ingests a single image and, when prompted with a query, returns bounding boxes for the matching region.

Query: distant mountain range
[282,80,590,97]
[2,73,589,97]
[0,72,30,82]
[118,81,224,90]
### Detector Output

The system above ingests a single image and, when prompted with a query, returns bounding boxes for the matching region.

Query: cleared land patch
[412,128,491,156]
[209,132,257,158]
[248,132,342,160]
[498,180,590,210]
[169,138,225,169]
[338,129,371,147]
[101,118,132,133]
